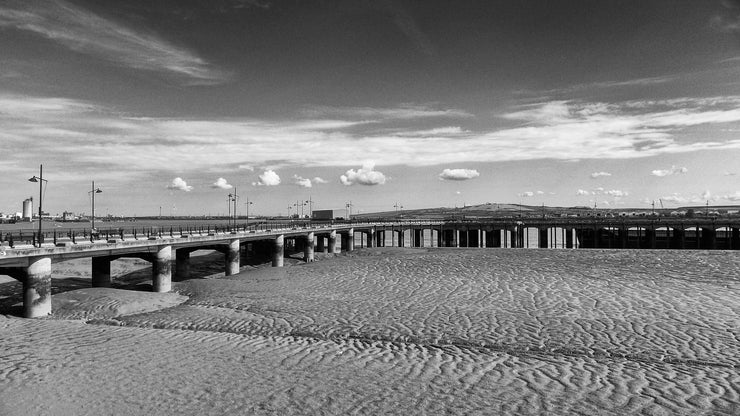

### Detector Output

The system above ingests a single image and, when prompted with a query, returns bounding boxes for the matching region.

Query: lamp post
[244,198,253,228]
[306,196,313,220]
[88,181,102,230]
[28,164,48,247]
[228,189,239,228]
[346,201,353,220]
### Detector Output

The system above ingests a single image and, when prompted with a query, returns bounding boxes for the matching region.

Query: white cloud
[211,177,232,189]
[167,177,193,192]
[576,189,591,196]
[238,164,255,171]
[313,177,328,184]
[7,93,740,182]
[294,175,312,188]
[590,171,611,178]
[438,168,480,181]
[724,171,736,176]
[0,1,229,84]
[536,190,544,195]
[651,165,688,177]
[603,189,628,197]
[254,170,280,186]
[518,191,535,197]
[340,162,386,186]
[302,104,472,121]
[721,191,740,201]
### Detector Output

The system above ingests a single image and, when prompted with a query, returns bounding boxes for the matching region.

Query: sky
[2,0,740,217]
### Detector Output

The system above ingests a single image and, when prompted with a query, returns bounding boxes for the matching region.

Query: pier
[1,217,739,318]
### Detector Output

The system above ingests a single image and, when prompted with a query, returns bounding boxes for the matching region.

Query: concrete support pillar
[317,235,325,252]
[226,239,240,276]
[345,228,355,251]
[175,249,190,280]
[92,256,112,287]
[701,228,717,250]
[304,232,315,262]
[273,235,284,267]
[329,230,338,254]
[646,228,656,249]
[539,228,548,248]
[479,230,485,248]
[368,229,375,248]
[565,228,574,249]
[152,245,172,293]
[671,228,685,249]
[454,229,460,248]
[24,256,52,318]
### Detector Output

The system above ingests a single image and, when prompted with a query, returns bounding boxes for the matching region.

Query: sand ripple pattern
[0,248,739,415]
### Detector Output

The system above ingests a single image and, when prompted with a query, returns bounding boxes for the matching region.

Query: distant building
[312,209,339,220]
[62,211,78,221]
[22,198,33,222]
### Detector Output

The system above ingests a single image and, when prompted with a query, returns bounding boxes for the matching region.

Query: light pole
[244,198,253,228]
[394,202,403,215]
[28,164,48,247]
[346,201,353,220]
[228,189,239,227]
[88,181,102,230]
[306,196,313,219]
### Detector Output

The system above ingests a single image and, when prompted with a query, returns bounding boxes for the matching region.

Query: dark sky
[2,0,740,215]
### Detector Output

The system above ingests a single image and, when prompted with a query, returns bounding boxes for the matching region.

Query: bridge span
[1,217,739,318]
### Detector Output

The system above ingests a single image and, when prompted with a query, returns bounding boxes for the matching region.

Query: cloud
[340,162,386,186]
[518,191,535,197]
[438,168,480,181]
[254,170,280,186]
[603,189,628,197]
[379,2,436,56]
[301,104,472,121]
[238,164,255,171]
[651,165,688,177]
[577,188,628,197]
[313,177,328,184]
[724,171,736,176]
[0,0,228,84]
[590,171,611,178]
[721,191,740,201]
[167,177,193,192]
[294,175,312,188]
[211,177,233,189]
[7,93,740,180]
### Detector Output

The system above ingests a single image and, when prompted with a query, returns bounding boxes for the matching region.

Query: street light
[88,181,102,230]
[28,164,48,247]
[228,189,239,227]
[306,196,313,220]
[244,198,253,228]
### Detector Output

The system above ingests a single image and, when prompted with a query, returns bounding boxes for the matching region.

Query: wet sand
[1,248,739,415]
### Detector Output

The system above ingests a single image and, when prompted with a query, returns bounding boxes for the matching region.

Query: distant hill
[352,202,740,219]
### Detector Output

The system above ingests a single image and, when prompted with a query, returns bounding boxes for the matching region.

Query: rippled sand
[1,248,739,415]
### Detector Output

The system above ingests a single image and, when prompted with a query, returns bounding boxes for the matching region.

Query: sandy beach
[1,248,739,415]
